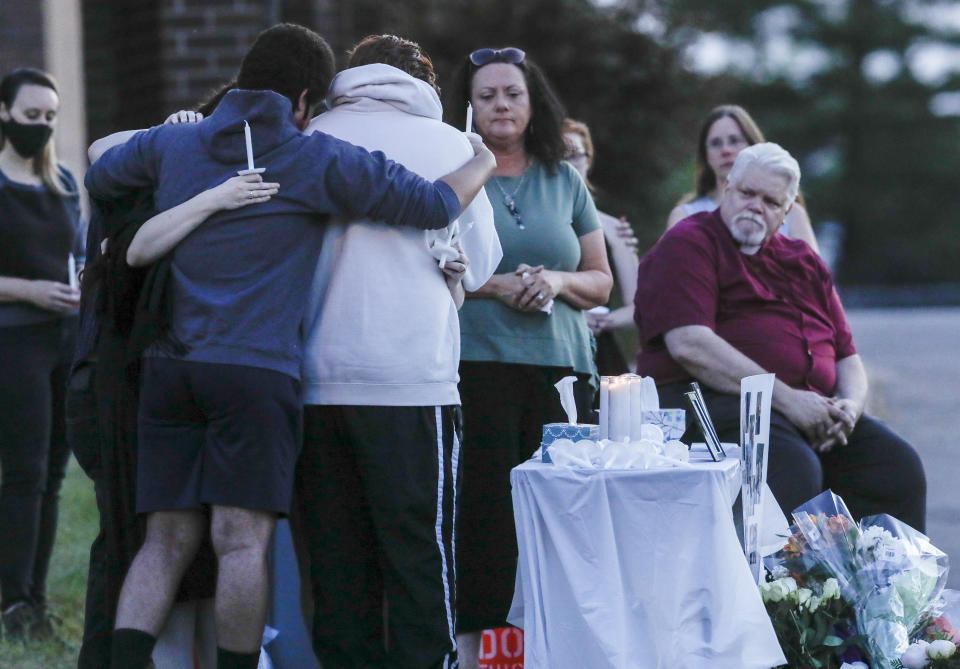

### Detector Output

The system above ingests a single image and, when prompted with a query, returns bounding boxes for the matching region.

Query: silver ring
[248,191,255,199]
[537,292,545,300]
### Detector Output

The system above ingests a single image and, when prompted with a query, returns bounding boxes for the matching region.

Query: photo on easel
[683,385,725,462]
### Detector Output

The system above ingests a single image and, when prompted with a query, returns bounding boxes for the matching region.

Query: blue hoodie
[85,89,460,378]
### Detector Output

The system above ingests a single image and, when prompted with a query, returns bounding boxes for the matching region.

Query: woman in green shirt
[447,47,612,667]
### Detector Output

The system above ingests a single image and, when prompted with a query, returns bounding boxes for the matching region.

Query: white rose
[759,581,782,603]
[901,640,929,669]
[807,595,822,612]
[823,578,841,600]
[776,578,798,603]
[927,639,957,660]
[797,588,812,607]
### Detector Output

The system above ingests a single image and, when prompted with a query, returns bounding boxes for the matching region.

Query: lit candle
[465,102,473,133]
[67,253,78,290]
[608,376,631,442]
[243,120,255,171]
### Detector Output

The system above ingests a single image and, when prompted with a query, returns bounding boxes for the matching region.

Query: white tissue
[425,220,473,268]
[554,376,578,425]
[633,439,662,456]
[639,424,664,443]
[663,440,690,463]
[548,439,595,468]
[521,271,553,314]
[552,437,693,470]
[599,441,635,469]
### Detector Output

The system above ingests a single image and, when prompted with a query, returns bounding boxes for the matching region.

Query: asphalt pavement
[846,307,960,588]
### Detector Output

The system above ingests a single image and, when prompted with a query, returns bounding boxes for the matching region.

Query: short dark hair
[348,34,440,95]
[446,51,567,169]
[194,79,236,116]
[237,23,335,112]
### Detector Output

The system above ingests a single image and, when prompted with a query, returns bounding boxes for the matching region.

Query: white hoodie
[301,64,501,406]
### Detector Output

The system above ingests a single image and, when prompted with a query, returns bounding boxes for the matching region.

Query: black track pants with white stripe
[295,404,461,669]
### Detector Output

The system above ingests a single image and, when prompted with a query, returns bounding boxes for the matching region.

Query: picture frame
[684,384,725,462]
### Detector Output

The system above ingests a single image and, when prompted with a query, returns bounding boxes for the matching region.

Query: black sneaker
[29,603,62,642]
[1,601,33,641]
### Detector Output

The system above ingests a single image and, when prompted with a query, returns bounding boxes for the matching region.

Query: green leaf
[823,635,843,646]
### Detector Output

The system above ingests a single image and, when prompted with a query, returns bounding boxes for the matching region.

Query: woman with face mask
[0,67,83,641]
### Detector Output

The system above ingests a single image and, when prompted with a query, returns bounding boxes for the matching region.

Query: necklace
[492,171,527,230]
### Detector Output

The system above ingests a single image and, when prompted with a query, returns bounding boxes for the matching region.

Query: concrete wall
[44,0,88,208]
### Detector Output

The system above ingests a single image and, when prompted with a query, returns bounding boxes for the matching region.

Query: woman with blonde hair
[0,67,83,640]
[666,104,819,252]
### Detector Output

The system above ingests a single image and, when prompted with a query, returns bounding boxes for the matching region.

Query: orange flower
[826,515,851,535]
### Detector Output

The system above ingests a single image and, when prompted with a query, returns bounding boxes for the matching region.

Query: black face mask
[1,119,53,159]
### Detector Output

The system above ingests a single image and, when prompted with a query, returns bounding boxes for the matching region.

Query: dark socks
[217,646,261,669]
[110,627,157,669]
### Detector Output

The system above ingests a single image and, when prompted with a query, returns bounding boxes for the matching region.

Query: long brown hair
[694,104,764,198]
[0,68,71,196]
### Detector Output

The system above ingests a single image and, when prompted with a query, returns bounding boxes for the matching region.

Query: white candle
[629,375,646,441]
[608,376,631,442]
[465,102,473,132]
[67,253,78,290]
[598,376,610,440]
[243,120,255,171]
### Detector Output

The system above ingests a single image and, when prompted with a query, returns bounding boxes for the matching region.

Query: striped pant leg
[302,404,461,669]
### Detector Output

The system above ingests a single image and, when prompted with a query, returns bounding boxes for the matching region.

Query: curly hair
[348,34,440,95]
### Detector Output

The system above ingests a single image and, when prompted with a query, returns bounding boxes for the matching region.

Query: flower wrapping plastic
[791,490,950,669]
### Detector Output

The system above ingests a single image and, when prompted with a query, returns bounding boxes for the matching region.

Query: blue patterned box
[541,423,599,463]
[642,409,686,441]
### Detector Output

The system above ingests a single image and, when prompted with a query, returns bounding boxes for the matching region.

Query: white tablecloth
[507,446,786,669]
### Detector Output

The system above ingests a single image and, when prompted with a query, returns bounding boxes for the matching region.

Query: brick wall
[159,0,278,113]
[82,0,320,138]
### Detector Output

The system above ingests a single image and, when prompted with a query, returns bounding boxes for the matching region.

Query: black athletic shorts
[137,357,302,514]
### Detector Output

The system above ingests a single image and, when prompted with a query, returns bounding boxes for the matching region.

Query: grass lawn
[0,456,98,668]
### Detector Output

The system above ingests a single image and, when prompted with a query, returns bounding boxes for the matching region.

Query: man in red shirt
[635,142,925,529]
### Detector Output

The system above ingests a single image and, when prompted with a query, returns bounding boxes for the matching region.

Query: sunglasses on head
[469,47,526,67]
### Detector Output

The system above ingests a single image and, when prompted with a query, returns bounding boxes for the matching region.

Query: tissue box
[642,409,686,441]
[541,423,599,463]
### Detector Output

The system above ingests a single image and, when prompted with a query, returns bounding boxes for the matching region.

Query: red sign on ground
[478,627,524,669]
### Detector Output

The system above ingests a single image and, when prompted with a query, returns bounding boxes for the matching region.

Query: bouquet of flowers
[899,616,960,668]
[762,526,868,668]
[791,491,950,669]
